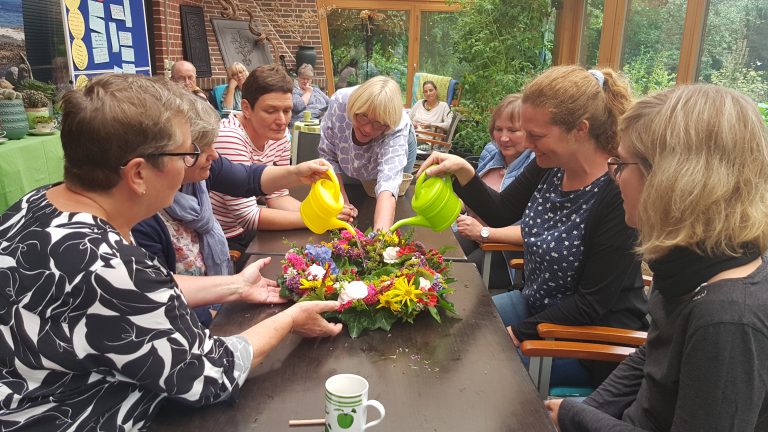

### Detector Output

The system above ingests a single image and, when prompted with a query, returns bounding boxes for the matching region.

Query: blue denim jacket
[476,143,535,190]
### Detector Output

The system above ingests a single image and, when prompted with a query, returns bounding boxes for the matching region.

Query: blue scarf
[165,181,231,276]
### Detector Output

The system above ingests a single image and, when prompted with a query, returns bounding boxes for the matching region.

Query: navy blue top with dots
[521,168,611,314]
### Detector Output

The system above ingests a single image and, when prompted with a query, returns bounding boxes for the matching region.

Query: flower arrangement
[279,228,457,338]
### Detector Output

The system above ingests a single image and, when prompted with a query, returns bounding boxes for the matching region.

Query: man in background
[171,60,207,100]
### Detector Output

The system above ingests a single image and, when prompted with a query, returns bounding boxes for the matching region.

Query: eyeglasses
[607,156,640,181]
[122,143,201,168]
[354,113,389,132]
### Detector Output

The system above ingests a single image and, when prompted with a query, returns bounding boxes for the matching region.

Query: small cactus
[21,90,50,108]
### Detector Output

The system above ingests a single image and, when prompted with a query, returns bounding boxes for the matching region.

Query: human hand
[285,301,344,337]
[544,399,563,430]
[415,151,475,185]
[294,159,332,184]
[337,203,358,223]
[237,257,288,304]
[456,214,483,242]
[506,325,520,347]
[228,78,238,89]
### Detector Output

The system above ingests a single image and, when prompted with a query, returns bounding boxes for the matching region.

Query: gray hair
[298,63,315,78]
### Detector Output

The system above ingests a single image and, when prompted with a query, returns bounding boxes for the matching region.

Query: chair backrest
[412,72,461,107]
[444,112,462,145]
[211,84,227,112]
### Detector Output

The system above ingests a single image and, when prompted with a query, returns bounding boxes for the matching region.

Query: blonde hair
[188,93,221,150]
[488,93,522,136]
[522,66,633,154]
[61,74,190,191]
[620,84,768,260]
[227,62,248,80]
[346,76,402,131]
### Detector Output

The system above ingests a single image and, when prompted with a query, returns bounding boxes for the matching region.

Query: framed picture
[180,5,212,77]
[210,18,273,70]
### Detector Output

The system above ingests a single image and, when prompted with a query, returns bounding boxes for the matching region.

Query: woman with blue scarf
[454,94,534,290]
[133,95,332,326]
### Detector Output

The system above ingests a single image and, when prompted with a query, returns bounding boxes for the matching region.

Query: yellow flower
[389,276,422,308]
[377,291,402,312]
[300,278,322,290]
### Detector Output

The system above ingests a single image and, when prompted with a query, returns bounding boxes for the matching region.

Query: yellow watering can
[390,172,462,232]
[300,168,357,236]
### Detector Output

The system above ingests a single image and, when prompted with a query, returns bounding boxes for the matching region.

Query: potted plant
[33,115,55,133]
[21,89,51,129]
[0,89,28,140]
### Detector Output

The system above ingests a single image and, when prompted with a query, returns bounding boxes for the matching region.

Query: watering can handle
[416,171,428,189]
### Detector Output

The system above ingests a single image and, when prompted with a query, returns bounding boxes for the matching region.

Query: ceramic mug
[325,374,385,431]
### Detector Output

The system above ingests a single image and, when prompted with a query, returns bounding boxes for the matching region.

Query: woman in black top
[550,85,768,431]
[418,66,648,387]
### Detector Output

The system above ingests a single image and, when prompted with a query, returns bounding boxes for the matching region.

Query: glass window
[698,0,768,102]
[417,11,466,80]
[326,8,409,101]
[580,0,604,67]
[621,0,687,96]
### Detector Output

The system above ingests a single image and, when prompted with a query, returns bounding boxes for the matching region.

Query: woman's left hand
[238,257,288,304]
[456,214,483,242]
[544,399,563,431]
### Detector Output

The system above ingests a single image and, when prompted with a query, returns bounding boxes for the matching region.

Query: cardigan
[409,99,452,131]
[132,155,266,272]
[456,161,648,341]
[559,261,768,431]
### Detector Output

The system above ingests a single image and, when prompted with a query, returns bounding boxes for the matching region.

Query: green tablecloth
[0,133,64,212]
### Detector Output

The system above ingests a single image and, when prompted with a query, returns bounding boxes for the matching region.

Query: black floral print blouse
[0,187,252,431]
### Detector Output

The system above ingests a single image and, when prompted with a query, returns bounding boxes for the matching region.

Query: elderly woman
[549,85,768,431]
[454,93,535,291]
[410,80,453,132]
[291,63,330,124]
[0,74,342,430]
[419,66,647,388]
[222,61,247,110]
[132,94,333,326]
[319,75,416,230]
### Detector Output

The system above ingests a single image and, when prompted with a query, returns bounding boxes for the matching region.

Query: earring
[141,190,147,196]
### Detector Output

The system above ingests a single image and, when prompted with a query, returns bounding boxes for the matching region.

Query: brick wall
[151,0,326,90]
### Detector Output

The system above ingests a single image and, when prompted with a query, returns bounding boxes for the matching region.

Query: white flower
[382,246,400,263]
[339,281,370,302]
[307,264,326,280]
[419,277,432,290]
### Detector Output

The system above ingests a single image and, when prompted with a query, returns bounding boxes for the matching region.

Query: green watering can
[390,172,462,232]
[300,167,356,236]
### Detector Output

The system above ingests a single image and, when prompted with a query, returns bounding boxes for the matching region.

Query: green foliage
[17,80,57,105]
[622,49,677,96]
[445,0,553,155]
[758,103,768,126]
[34,116,54,124]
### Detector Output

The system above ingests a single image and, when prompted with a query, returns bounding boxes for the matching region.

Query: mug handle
[362,399,385,430]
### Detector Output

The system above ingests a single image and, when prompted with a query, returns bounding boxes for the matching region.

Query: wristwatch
[480,227,490,242]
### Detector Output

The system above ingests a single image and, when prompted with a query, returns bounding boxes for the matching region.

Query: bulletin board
[60,0,152,88]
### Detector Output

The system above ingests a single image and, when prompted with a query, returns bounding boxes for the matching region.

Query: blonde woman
[419,66,647,388]
[550,85,768,431]
[319,76,416,230]
[222,62,247,110]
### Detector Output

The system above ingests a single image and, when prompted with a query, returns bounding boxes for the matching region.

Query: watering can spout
[390,215,431,232]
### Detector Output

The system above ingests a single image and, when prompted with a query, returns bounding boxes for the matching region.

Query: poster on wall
[61,0,151,88]
[0,0,27,87]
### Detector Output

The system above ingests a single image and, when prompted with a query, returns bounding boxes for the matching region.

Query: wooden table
[246,183,467,261]
[0,133,63,212]
[151,261,552,431]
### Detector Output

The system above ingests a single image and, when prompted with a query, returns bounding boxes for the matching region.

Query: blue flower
[305,244,338,274]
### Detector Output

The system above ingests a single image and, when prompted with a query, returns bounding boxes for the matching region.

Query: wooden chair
[479,242,523,288]
[412,72,462,107]
[416,113,462,156]
[521,323,647,398]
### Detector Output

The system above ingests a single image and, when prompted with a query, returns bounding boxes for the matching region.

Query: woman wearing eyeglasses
[318,75,416,231]
[132,95,334,326]
[418,66,648,388]
[0,74,342,430]
[549,85,768,431]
